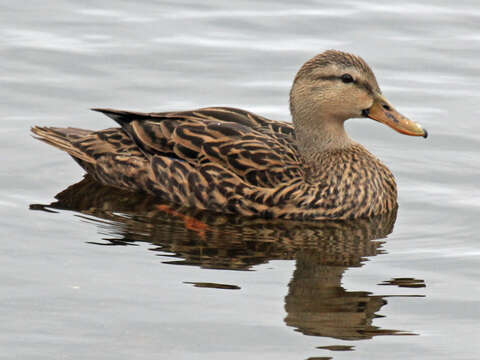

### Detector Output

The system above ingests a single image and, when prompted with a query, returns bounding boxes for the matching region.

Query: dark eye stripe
[312,75,339,81]
[313,74,356,83]
[312,75,375,95]
[357,81,375,95]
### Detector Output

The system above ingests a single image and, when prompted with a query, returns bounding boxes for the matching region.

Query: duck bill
[366,98,428,138]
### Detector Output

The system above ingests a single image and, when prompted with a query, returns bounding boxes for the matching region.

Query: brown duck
[32,50,427,220]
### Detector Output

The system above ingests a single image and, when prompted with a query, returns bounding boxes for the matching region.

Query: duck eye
[341,73,354,83]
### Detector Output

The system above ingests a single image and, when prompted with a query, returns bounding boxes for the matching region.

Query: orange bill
[366,97,428,138]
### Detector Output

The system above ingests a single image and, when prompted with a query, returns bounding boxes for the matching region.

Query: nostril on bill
[382,104,392,111]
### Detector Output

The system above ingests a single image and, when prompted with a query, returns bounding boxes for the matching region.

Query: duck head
[290,50,427,153]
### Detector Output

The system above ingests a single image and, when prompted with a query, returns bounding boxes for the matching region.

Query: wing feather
[92,107,301,187]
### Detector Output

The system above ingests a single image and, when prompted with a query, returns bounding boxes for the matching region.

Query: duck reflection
[31,175,422,341]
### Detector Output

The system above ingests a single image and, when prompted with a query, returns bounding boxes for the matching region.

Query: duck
[32,50,427,221]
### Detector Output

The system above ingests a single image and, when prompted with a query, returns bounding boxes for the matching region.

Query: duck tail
[31,126,94,163]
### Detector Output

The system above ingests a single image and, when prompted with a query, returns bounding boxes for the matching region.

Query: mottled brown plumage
[31,50,427,220]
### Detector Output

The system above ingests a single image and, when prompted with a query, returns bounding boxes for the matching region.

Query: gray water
[2,1,480,359]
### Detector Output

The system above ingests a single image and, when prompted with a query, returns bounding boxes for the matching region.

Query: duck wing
[92,107,302,187]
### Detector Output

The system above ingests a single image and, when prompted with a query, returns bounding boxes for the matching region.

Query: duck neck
[293,113,353,165]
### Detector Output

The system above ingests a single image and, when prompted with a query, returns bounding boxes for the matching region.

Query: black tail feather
[91,108,151,127]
